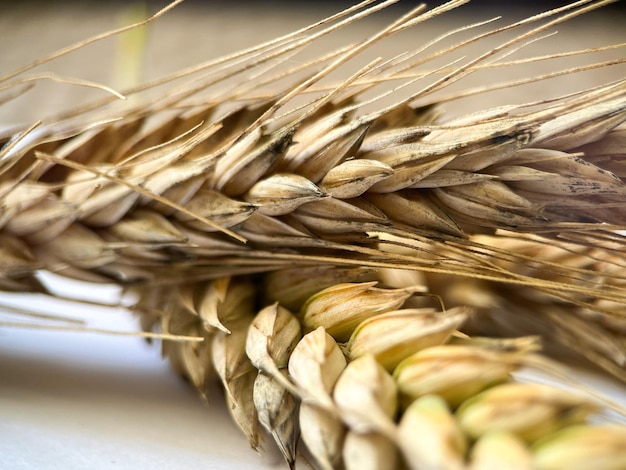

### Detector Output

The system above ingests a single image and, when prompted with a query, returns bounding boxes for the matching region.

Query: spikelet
[456,382,599,443]
[469,431,534,470]
[393,342,536,408]
[345,306,469,371]
[398,395,467,470]
[532,425,626,470]
[2,1,626,469]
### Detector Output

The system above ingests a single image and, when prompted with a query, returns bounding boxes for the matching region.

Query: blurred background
[1,0,625,124]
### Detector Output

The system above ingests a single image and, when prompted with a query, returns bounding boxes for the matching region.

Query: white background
[0,275,285,470]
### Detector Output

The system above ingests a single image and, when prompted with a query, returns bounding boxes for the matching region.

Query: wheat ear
[2,1,626,469]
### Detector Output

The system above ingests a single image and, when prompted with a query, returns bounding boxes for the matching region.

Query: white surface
[0,276,284,470]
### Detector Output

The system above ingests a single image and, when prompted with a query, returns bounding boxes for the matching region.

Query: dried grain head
[1,1,626,469]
